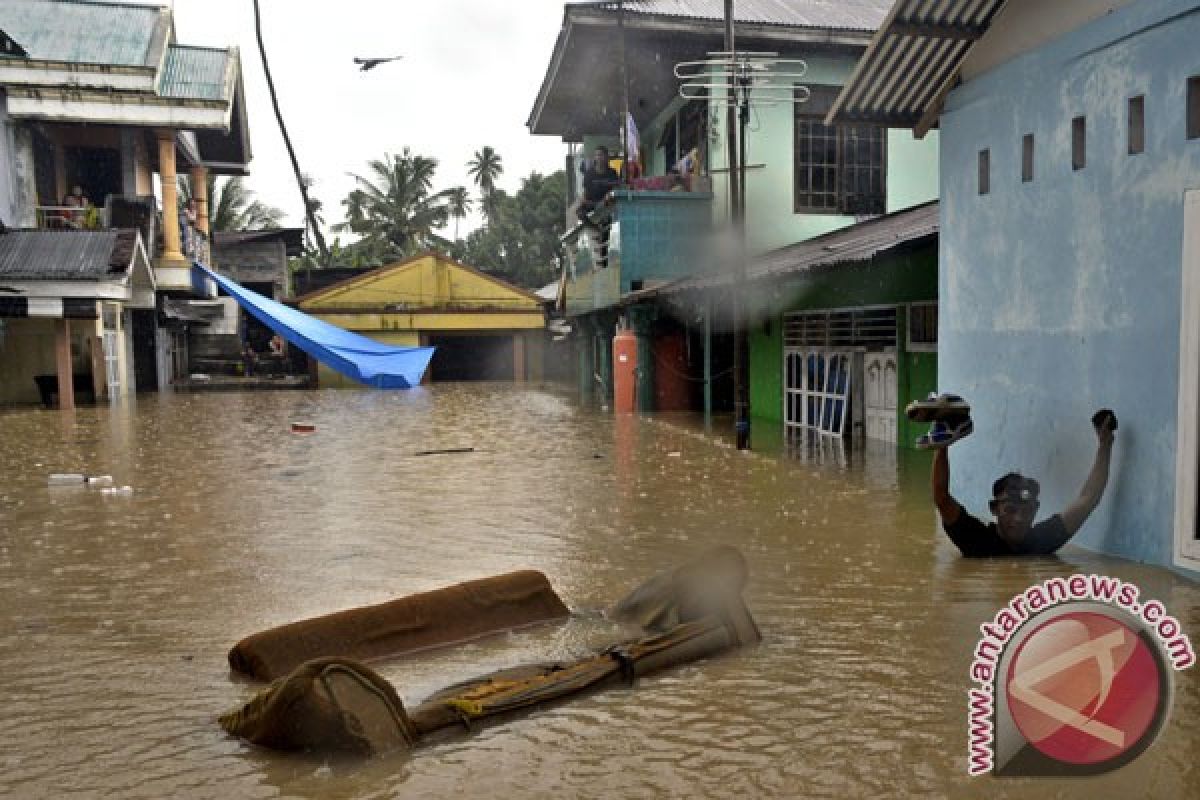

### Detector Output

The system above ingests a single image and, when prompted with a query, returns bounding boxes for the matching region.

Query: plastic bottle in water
[86,475,113,486]
[48,473,86,486]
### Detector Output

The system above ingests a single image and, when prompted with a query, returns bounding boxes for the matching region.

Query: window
[1129,95,1145,154]
[1189,75,1200,140]
[978,149,990,195]
[907,302,937,352]
[794,85,886,215]
[1072,116,1086,170]
[1021,134,1034,182]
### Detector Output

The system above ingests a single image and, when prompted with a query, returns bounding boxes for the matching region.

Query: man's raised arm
[932,447,961,525]
[1060,411,1117,535]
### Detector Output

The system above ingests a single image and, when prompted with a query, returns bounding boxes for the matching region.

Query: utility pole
[724,0,750,450]
[676,19,809,451]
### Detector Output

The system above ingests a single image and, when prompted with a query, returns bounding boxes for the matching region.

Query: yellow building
[296,252,546,386]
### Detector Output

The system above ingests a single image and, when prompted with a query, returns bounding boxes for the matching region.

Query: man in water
[931,411,1117,556]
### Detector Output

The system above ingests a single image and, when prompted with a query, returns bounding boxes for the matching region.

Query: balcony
[563,189,713,316]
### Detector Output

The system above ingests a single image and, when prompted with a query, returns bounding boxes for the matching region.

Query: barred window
[794,85,886,215]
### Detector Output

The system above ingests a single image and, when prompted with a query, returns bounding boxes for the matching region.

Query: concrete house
[0,0,251,407]
[528,0,940,447]
[830,0,1200,575]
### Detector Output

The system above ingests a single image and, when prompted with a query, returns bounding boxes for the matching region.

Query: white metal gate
[782,307,896,439]
[864,351,897,443]
[102,331,120,399]
[784,349,851,436]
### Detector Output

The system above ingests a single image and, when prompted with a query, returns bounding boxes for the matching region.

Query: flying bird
[353,56,403,72]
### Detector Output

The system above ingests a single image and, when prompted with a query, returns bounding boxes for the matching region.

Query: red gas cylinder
[612,329,638,413]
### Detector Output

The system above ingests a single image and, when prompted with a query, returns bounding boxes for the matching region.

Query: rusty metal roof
[159,45,232,101]
[0,229,139,281]
[825,0,1009,130]
[668,200,937,292]
[589,0,893,31]
[0,0,166,68]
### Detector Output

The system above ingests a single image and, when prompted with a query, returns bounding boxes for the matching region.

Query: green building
[527,0,939,449]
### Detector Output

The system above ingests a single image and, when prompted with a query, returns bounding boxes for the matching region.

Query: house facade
[831,0,1200,575]
[0,0,251,406]
[297,252,547,384]
[528,0,939,447]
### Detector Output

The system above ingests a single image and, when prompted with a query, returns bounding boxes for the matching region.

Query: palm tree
[466,146,503,223]
[179,175,285,232]
[334,149,455,259]
[299,173,326,253]
[252,0,328,262]
[447,186,472,240]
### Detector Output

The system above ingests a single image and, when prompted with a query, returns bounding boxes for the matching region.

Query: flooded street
[1,384,1198,799]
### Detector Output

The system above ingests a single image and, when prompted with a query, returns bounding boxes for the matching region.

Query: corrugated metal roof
[589,0,894,31]
[0,0,164,67]
[668,200,938,292]
[826,0,1008,129]
[0,230,136,281]
[159,45,230,101]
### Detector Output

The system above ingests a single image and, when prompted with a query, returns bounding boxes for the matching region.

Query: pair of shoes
[905,392,971,422]
[916,416,974,449]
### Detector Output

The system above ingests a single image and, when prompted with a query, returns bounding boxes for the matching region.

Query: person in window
[931,410,1117,556]
[576,145,619,226]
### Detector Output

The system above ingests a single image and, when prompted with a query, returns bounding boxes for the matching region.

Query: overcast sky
[170,0,571,238]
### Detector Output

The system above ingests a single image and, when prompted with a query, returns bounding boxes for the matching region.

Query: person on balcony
[181,199,199,258]
[576,146,619,226]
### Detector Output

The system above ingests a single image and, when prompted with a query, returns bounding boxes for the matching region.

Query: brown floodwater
[1,384,1197,799]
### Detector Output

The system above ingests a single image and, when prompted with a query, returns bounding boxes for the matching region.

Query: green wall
[706,55,940,256]
[745,245,938,446]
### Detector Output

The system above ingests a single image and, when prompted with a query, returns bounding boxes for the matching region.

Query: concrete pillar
[513,333,526,382]
[189,165,210,235]
[55,318,74,410]
[157,131,183,262]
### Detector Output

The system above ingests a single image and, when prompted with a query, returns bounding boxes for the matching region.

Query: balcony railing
[563,188,713,316]
[35,205,102,230]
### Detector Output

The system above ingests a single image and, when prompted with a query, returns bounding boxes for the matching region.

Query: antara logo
[966,575,1194,777]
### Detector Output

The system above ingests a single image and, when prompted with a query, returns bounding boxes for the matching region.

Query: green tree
[452,169,566,288]
[466,146,503,223]
[334,149,455,260]
[447,186,472,240]
[179,175,285,232]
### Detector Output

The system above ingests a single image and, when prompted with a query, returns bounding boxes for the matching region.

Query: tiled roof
[0,229,138,281]
[0,0,164,68]
[587,0,893,31]
[159,45,231,101]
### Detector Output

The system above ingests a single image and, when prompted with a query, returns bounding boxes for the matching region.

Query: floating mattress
[228,570,570,681]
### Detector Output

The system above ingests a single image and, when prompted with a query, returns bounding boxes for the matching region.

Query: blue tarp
[194,262,434,389]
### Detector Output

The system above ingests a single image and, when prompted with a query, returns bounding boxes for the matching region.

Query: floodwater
[0,384,1197,800]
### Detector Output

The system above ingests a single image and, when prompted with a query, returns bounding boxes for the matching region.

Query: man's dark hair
[993,472,1039,500]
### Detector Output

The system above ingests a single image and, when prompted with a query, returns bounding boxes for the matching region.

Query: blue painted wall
[939,0,1200,573]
